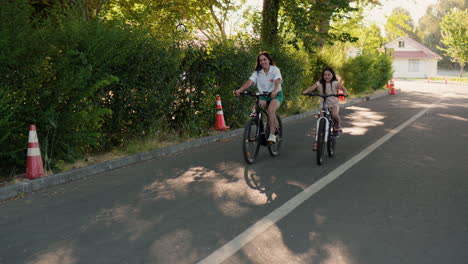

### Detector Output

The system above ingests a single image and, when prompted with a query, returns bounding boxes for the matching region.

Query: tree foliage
[105,0,243,42]
[384,7,419,41]
[416,0,466,66]
[258,0,381,51]
[438,8,467,76]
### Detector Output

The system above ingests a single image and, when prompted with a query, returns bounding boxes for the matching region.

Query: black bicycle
[241,91,283,164]
[304,93,346,165]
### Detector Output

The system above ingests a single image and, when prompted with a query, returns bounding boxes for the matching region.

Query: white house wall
[393,59,438,78]
[386,42,419,52]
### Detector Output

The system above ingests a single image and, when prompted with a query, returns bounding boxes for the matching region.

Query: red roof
[385,37,442,60]
[393,51,437,59]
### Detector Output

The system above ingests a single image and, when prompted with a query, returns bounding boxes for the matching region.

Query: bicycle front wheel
[268,114,282,156]
[242,119,260,164]
[327,127,336,157]
[316,118,326,165]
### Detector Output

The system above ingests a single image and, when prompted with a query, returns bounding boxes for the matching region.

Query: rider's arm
[271,78,281,97]
[337,82,348,96]
[302,83,318,94]
[235,80,254,96]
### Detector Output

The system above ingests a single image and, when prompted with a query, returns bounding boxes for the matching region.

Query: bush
[0,0,46,171]
[0,1,334,177]
[99,26,182,146]
[273,48,313,114]
[341,53,392,94]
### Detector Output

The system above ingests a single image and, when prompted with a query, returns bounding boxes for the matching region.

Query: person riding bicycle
[234,51,283,143]
[302,67,348,149]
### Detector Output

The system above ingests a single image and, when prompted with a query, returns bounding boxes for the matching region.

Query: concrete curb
[0,90,390,201]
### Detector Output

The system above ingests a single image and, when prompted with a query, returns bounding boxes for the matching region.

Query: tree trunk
[261,0,281,48]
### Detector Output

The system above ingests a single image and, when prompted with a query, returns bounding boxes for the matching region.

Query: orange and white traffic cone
[389,79,397,95]
[213,95,230,131]
[338,88,345,102]
[26,124,44,179]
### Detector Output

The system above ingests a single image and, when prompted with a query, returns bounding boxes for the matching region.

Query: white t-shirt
[249,65,283,93]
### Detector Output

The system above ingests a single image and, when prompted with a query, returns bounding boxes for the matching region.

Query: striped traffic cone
[338,88,345,102]
[26,124,44,179]
[213,95,230,131]
[389,79,397,95]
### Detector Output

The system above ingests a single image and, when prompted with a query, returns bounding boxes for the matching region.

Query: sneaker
[313,142,317,151]
[267,134,276,143]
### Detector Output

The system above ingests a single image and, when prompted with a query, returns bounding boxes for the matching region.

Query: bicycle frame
[246,91,271,145]
[315,100,333,143]
[305,93,342,141]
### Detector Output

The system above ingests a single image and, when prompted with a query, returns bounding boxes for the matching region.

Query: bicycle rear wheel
[268,114,282,156]
[242,119,260,164]
[316,118,326,165]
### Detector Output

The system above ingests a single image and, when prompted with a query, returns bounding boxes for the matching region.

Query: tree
[359,23,384,53]
[416,0,465,66]
[329,4,383,54]
[384,7,419,41]
[438,8,467,77]
[30,0,110,20]
[278,0,379,51]
[105,0,243,42]
[261,0,281,47]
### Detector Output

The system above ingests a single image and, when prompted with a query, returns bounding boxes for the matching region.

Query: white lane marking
[197,98,443,264]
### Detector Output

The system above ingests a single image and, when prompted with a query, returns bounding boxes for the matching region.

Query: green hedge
[341,53,393,94]
[0,0,388,177]
[430,76,468,82]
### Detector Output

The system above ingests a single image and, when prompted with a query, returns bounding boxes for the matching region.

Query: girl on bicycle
[302,67,348,148]
[234,51,283,143]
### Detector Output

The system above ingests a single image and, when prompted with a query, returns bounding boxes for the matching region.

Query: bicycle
[304,93,346,165]
[240,90,283,164]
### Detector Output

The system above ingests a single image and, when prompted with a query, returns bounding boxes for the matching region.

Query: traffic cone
[26,124,44,179]
[338,88,345,102]
[389,79,397,95]
[213,95,230,131]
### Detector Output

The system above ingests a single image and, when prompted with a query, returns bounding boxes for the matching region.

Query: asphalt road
[1,81,467,264]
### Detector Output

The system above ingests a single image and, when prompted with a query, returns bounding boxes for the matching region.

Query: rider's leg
[267,99,281,136]
[331,104,343,133]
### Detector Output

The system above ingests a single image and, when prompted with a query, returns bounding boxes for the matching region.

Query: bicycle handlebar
[241,90,271,97]
[303,93,348,98]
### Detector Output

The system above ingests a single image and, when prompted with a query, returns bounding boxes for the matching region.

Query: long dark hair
[319,67,338,95]
[255,51,275,72]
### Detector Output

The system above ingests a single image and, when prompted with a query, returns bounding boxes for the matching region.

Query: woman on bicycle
[302,67,348,147]
[234,51,283,143]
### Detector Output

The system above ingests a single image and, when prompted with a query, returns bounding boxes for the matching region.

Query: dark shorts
[260,91,284,104]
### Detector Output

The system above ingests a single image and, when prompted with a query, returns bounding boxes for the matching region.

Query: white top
[249,65,283,93]
[317,80,339,106]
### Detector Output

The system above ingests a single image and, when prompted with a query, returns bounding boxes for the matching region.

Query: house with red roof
[384,37,442,78]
